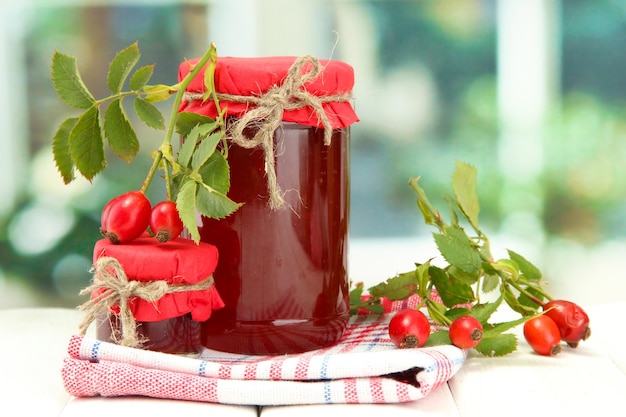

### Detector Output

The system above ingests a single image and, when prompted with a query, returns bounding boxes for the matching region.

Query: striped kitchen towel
[61,308,465,405]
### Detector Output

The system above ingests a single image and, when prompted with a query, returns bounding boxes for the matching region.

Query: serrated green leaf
[470,295,503,323]
[68,106,106,181]
[196,184,241,220]
[51,51,95,109]
[176,180,199,243]
[107,42,140,94]
[368,270,419,301]
[507,249,542,280]
[103,98,139,163]
[445,307,472,321]
[134,98,165,130]
[483,314,533,338]
[423,330,451,347]
[433,226,481,274]
[481,273,500,293]
[52,117,78,184]
[429,265,475,307]
[452,160,480,228]
[192,132,222,170]
[199,152,231,194]
[176,112,216,137]
[474,333,518,357]
[130,64,154,91]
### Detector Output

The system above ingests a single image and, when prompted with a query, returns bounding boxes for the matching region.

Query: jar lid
[91,236,223,322]
[178,56,359,129]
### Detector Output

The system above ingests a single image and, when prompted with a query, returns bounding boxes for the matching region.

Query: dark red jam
[198,122,350,354]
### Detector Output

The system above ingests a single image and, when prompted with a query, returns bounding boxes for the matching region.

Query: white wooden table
[2,238,626,416]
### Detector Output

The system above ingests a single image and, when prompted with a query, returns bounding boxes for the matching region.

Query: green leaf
[423,330,451,347]
[134,98,165,130]
[68,106,106,181]
[103,98,139,163]
[507,249,542,280]
[433,226,482,274]
[202,45,218,101]
[192,132,222,170]
[199,152,231,194]
[107,42,140,94]
[368,270,419,301]
[52,117,78,184]
[130,64,154,91]
[481,273,500,293]
[176,112,216,137]
[470,296,503,323]
[452,160,480,228]
[482,315,533,338]
[142,84,176,103]
[501,283,537,315]
[196,184,242,220]
[426,299,449,326]
[429,265,475,307]
[176,180,200,243]
[409,177,441,227]
[474,333,518,357]
[51,51,95,109]
[415,260,431,298]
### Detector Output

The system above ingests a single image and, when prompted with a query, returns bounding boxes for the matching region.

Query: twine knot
[77,256,215,349]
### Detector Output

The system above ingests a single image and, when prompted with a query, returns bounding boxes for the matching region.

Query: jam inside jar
[96,314,201,354]
[199,122,350,354]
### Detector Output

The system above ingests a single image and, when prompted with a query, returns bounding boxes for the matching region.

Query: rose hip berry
[100,191,151,244]
[388,308,431,349]
[542,299,591,348]
[449,316,483,349]
[149,201,184,243]
[523,315,562,356]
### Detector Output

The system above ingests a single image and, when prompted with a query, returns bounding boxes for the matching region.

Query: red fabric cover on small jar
[178,56,359,129]
[92,236,224,322]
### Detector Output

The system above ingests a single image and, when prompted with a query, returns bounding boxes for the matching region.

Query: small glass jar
[90,235,223,354]
[178,56,359,354]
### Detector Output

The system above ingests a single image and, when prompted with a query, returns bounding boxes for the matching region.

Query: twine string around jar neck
[77,256,215,349]
[183,54,353,210]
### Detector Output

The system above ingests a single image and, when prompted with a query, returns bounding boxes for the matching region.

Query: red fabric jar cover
[92,236,224,322]
[178,56,359,129]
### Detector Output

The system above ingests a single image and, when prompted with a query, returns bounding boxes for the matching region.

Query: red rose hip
[449,316,483,349]
[523,315,562,356]
[542,299,591,348]
[150,201,184,243]
[100,191,151,244]
[388,308,431,349]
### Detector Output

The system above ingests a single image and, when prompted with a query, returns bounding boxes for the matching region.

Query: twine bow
[184,55,353,209]
[78,256,215,349]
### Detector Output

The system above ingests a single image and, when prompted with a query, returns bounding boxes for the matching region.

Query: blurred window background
[1,0,625,308]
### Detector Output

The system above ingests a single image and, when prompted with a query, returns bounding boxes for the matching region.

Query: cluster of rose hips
[389,298,590,356]
[389,310,484,350]
[99,191,184,244]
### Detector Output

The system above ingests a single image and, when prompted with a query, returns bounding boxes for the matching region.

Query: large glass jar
[178,56,359,354]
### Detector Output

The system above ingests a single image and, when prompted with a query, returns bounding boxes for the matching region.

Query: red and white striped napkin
[61,304,465,405]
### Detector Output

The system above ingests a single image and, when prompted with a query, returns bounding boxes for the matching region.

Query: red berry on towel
[100,191,151,244]
[449,316,483,349]
[150,200,184,242]
[389,308,431,349]
[523,315,562,356]
[542,300,591,348]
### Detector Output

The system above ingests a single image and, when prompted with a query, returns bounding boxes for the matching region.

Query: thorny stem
[139,43,218,194]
